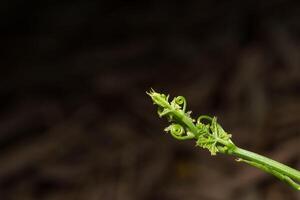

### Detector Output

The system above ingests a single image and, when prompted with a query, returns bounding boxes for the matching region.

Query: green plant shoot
[147,89,300,190]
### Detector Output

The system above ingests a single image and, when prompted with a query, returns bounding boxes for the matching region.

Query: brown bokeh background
[1,1,300,199]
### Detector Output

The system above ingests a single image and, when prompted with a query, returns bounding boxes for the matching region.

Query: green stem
[172,109,199,136]
[228,146,300,189]
[174,106,300,188]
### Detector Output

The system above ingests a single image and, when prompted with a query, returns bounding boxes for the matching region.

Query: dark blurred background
[1,1,300,199]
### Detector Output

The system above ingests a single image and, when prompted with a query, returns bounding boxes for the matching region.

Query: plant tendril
[147,89,300,190]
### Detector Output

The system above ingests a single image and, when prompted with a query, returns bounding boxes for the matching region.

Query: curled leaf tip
[147,90,234,155]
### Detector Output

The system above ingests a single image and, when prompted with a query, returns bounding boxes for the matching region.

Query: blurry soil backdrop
[1,1,300,200]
